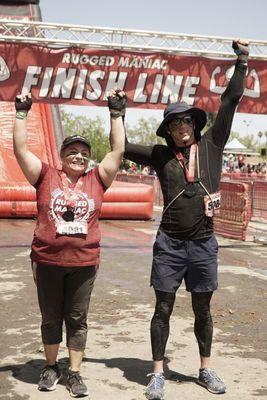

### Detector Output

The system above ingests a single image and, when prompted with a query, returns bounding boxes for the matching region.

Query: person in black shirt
[122,39,249,398]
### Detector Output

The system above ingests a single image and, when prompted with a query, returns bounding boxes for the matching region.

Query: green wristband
[110,110,125,119]
[16,110,28,120]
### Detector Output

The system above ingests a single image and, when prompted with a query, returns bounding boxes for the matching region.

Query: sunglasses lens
[183,116,193,124]
[169,115,193,129]
[169,119,179,128]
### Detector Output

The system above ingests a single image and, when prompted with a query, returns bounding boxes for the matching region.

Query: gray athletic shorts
[151,230,218,293]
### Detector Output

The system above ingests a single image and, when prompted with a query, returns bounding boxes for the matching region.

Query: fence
[116,173,266,240]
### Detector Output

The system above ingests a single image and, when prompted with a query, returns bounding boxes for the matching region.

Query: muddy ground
[0,215,266,399]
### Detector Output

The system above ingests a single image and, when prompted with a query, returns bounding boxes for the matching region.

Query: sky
[40,0,267,143]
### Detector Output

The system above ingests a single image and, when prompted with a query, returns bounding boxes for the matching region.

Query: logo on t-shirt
[49,188,95,223]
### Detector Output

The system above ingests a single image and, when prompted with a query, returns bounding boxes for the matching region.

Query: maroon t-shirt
[31,162,107,267]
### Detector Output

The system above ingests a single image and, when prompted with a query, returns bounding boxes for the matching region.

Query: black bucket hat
[156,101,207,139]
[61,135,91,152]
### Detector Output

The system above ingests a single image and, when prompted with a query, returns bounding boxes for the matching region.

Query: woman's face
[61,142,90,177]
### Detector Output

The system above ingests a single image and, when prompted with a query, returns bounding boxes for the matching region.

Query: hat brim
[61,138,91,152]
[156,107,207,138]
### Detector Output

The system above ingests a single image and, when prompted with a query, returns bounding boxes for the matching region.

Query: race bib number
[204,192,221,217]
[56,220,88,235]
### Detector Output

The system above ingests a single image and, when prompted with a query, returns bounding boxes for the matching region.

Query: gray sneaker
[66,370,89,398]
[38,363,62,391]
[197,368,226,394]
[145,372,165,400]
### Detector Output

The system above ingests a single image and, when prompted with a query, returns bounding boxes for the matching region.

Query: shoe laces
[40,365,56,379]
[202,368,222,383]
[69,371,83,385]
[147,372,164,389]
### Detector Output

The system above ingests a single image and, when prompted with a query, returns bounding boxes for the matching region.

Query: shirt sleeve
[94,166,108,192]
[33,162,50,189]
[208,59,247,149]
[124,135,155,166]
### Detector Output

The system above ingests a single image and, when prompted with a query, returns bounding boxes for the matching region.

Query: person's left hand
[232,38,250,57]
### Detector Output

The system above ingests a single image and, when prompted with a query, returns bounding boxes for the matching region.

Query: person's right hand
[15,93,32,112]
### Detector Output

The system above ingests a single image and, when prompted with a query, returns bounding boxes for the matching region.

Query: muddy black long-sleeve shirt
[124,60,247,240]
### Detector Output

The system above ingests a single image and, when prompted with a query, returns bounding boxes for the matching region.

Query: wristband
[16,110,28,120]
[237,58,248,67]
[234,49,242,56]
[110,111,124,118]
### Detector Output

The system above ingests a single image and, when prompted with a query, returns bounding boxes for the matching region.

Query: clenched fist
[107,88,127,118]
[15,93,32,112]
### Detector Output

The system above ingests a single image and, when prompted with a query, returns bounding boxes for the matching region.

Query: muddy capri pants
[35,263,97,351]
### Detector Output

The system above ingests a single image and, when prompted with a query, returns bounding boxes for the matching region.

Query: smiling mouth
[176,132,190,137]
[71,162,85,166]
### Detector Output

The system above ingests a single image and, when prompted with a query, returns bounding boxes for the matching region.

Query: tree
[60,109,109,162]
[228,130,258,151]
[240,134,258,151]
[202,112,260,152]
[125,117,164,145]
[203,112,216,132]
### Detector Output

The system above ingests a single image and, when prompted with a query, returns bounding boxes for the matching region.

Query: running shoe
[145,372,165,400]
[197,367,226,394]
[38,362,62,391]
[66,370,89,398]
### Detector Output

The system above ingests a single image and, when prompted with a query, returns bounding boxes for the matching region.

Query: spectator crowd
[222,154,267,177]
[119,156,267,179]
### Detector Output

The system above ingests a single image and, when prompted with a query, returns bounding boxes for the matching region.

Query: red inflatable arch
[101,181,153,220]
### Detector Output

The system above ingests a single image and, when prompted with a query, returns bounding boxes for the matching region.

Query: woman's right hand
[15,93,32,112]
[13,92,42,185]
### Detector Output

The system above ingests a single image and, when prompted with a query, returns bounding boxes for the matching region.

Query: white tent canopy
[225,138,247,150]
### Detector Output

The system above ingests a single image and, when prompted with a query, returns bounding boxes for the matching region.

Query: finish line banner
[0,42,266,113]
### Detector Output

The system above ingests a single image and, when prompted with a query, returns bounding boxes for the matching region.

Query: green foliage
[125,117,164,145]
[203,112,216,132]
[60,110,165,166]
[61,108,261,159]
[229,130,258,151]
[60,109,109,163]
[203,113,259,151]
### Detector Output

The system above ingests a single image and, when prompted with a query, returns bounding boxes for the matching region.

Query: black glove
[232,41,249,57]
[15,95,32,112]
[107,90,127,117]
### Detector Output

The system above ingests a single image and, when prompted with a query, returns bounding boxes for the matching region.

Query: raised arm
[98,89,126,187]
[210,39,249,148]
[13,94,42,185]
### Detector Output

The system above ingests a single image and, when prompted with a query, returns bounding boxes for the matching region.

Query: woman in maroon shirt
[13,90,126,397]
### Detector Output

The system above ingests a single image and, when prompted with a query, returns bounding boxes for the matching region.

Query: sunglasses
[168,115,193,129]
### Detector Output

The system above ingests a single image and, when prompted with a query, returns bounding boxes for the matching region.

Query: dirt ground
[0,214,266,400]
